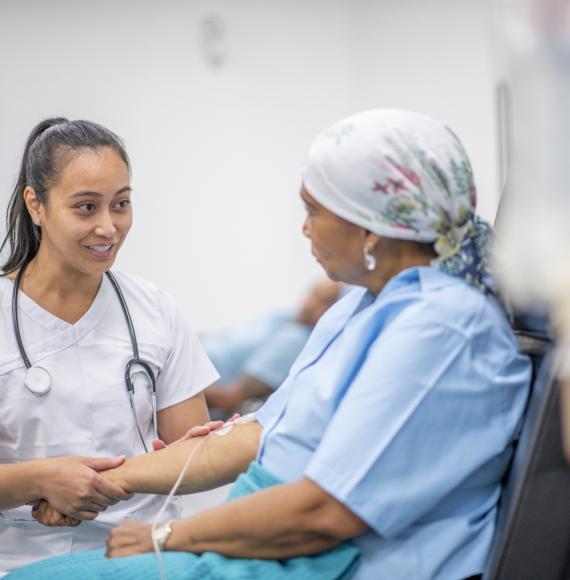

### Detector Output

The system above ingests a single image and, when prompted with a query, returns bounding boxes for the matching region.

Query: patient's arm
[106,476,367,560]
[33,418,255,527]
[105,420,367,560]
[103,421,262,495]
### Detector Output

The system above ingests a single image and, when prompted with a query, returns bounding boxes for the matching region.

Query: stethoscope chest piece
[24,366,51,396]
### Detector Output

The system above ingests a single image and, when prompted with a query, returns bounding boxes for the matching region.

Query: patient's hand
[32,500,81,527]
[151,415,240,451]
[106,520,153,557]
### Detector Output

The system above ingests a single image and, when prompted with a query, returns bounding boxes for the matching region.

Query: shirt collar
[417,266,464,291]
[377,266,463,300]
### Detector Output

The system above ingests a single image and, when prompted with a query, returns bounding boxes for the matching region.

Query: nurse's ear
[23,186,44,227]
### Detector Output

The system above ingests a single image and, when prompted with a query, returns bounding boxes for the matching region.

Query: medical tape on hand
[213,412,256,436]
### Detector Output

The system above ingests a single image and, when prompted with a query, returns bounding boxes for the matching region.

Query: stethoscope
[12,267,158,452]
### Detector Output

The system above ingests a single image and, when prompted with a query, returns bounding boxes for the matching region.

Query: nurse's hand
[151,414,240,451]
[105,520,153,557]
[38,455,135,520]
[31,500,81,527]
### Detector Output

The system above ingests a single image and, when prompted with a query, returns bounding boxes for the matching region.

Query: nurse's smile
[85,243,117,261]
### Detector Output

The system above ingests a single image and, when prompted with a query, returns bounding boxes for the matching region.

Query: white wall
[347,0,498,222]
[0,0,496,331]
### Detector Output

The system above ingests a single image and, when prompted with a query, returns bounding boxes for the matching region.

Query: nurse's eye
[115,199,131,210]
[77,202,97,215]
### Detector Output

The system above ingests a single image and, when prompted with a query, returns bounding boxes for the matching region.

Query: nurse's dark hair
[0,117,130,275]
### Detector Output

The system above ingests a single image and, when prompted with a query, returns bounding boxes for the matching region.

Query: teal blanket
[8,461,360,580]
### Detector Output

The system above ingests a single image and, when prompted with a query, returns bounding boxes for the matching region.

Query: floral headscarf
[301,109,493,292]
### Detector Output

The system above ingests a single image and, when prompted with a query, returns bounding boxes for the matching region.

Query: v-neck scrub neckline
[0,273,111,332]
[0,275,114,370]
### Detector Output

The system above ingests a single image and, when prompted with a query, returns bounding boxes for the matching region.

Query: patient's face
[300,185,367,285]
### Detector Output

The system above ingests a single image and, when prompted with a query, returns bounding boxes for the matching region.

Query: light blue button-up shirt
[256,267,531,580]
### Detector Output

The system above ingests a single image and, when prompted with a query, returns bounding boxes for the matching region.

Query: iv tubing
[150,414,256,580]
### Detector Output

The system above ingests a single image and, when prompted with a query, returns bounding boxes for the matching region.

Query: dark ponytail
[0,118,130,275]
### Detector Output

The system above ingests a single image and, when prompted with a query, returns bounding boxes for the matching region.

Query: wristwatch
[152,520,174,551]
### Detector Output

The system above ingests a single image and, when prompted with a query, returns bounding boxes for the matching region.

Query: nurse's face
[301,185,367,284]
[36,147,132,275]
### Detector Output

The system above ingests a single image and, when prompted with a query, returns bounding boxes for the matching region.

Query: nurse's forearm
[0,461,45,510]
[2,456,132,517]
[104,421,261,495]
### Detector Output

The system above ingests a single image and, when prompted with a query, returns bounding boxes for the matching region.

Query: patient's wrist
[101,464,134,495]
[163,520,193,553]
[153,519,174,551]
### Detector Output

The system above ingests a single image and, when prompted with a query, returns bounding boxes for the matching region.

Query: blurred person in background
[203,280,341,417]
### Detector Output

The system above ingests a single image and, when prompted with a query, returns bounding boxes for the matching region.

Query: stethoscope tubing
[12,267,33,369]
[106,271,140,359]
[106,272,159,443]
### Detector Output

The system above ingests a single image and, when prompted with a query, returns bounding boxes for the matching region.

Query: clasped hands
[32,419,231,527]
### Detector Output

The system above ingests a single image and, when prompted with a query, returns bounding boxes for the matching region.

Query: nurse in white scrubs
[0,118,219,574]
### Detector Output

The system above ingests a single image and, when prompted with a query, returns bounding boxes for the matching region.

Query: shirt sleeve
[304,310,525,539]
[155,291,219,411]
[242,321,312,390]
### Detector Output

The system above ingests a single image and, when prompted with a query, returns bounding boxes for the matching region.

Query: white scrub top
[0,271,219,574]
[256,267,531,580]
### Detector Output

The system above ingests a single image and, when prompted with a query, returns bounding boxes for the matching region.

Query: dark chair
[484,332,570,580]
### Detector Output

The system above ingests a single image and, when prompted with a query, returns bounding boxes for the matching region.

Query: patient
[203,279,341,417]
[11,109,531,580]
